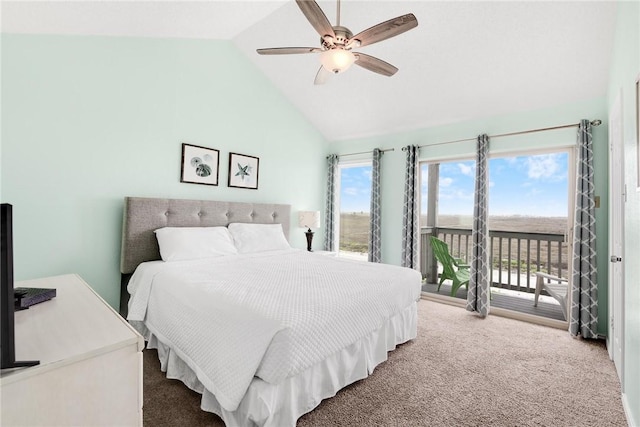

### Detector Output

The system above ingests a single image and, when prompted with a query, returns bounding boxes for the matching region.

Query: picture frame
[228,152,259,190]
[180,143,220,186]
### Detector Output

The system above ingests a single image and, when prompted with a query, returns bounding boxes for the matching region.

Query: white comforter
[127,249,422,412]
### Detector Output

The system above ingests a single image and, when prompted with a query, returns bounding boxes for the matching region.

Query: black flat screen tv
[1,203,38,369]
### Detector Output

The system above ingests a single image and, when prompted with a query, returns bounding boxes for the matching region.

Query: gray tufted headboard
[118,196,291,316]
[120,196,291,274]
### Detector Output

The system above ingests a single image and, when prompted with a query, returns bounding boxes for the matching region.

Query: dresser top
[1,274,143,384]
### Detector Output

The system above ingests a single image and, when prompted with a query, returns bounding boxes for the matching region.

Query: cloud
[526,154,564,180]
[457,163,474,176]
[504,157,520,166]
[439,188,474,201]
[527,188,543,197]
[343,187,359,196]
[440,177,454,187]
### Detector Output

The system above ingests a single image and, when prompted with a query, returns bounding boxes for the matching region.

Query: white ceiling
[2,1,618,142]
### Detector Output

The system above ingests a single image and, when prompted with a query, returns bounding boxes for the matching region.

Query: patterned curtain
[368,148,382,263]
[401,145,419,269]
[324,154,339,251]
[466,134,491,317]
[570,120,598,338]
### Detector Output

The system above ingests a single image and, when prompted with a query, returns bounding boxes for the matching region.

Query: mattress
[128,249,422,425]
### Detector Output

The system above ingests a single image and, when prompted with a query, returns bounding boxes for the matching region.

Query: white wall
[1,34,328,308]
[607,1,640,424]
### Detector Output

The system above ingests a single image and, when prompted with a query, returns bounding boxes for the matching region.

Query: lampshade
[298,211,321,229]
[320,49,355,74]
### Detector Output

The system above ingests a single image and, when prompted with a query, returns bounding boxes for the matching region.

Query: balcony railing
[420,227,568,294]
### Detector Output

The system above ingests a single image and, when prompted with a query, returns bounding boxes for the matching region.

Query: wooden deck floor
[422,282,566,322]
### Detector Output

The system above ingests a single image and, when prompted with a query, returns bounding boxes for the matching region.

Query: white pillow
[227,223,290,254]
[154,227,238,262]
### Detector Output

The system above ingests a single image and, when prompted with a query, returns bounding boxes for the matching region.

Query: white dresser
[1,274,144,426]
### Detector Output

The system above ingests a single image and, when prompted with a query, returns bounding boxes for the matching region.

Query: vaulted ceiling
[2,1,618,141]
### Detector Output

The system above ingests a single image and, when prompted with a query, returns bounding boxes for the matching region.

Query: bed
[120,196,422,426]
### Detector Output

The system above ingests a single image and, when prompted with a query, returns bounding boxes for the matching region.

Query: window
[336,162,372,260]
[420,152,569,233]
[488,152,569,225]
[420,159,475,230]
[487,151,570,280]
[420,149,571,288]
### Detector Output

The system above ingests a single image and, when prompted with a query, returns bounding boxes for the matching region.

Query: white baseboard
[421,292,465,308]
[623,392,637,427]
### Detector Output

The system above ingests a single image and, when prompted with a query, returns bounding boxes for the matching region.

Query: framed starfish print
[228,152,259,190]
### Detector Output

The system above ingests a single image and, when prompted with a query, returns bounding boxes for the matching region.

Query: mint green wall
[608,1,639,424]
[328,97,610,336]
[1,34,328,308]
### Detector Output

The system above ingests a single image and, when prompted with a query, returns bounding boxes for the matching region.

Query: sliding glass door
[420,148,572,322]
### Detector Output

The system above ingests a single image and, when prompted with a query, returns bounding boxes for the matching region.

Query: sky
[339,152,569,217]
[339,165,372,213]
[427,152,569,217]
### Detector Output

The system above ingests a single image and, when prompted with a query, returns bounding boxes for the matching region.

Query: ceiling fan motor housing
[322,26,353,49]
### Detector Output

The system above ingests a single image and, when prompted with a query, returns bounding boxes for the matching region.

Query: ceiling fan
[256,0,418,85]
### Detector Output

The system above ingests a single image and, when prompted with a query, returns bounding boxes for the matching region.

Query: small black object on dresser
[14,287,56,311]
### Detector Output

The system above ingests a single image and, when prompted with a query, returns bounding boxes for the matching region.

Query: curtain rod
[328,147,394,158]
[410,119,602,150]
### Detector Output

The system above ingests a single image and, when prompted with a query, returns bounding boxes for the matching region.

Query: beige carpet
[143,300,627,426]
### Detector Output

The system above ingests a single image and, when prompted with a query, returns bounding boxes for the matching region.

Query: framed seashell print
[228,152,259,190]
[180,143,220,186]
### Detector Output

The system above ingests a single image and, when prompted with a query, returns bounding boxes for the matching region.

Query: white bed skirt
[144,301,418,427]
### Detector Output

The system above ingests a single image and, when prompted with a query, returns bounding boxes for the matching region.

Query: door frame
[608,89,625,388]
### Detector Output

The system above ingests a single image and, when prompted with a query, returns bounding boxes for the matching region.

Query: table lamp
[298,211,321,252]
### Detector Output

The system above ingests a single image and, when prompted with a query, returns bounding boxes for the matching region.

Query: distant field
[339,212,370,253]
[340,213,567,244]
[339,212,569,276]
[435,215,567,235]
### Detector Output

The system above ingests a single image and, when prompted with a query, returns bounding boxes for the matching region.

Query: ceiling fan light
[320,49,355,74]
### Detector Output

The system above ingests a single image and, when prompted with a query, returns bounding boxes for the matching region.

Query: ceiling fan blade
[349,13,418,48]
[354,53,398,77]
[295,0,336,40]
[257,47,322,55]
[314,66,332,85]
